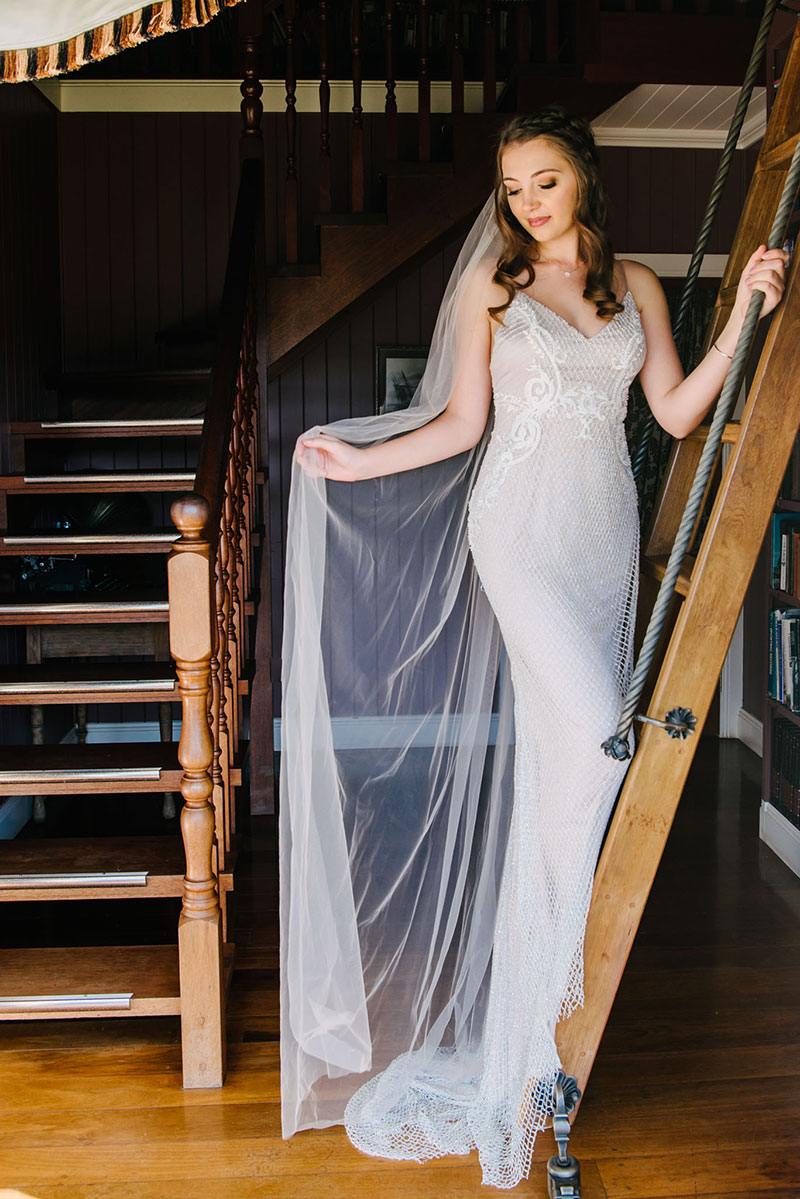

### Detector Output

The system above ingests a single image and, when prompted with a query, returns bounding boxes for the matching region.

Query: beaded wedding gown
[342,286,647,1186]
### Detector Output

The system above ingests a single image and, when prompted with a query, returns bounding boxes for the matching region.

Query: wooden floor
[1,737,799,1198]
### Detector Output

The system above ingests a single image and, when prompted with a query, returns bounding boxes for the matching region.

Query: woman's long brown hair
[490,108,623,324]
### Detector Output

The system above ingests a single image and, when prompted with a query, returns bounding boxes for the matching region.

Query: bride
[280,107,786,1189]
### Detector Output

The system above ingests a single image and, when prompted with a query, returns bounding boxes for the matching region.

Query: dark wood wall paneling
[0,84,60,747]
[56,115,758,719]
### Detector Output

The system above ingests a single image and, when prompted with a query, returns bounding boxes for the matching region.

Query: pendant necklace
[537,258,582,279]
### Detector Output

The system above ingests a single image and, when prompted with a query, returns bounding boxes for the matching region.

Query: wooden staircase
[555,12,800,1122]
[0,158,267,1087]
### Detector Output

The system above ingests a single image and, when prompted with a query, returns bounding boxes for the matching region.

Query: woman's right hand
[295,431,368,482]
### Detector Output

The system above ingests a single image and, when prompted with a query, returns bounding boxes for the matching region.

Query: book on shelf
[769,716,800,828]
[768,607,800,712]
[770,513,800,591]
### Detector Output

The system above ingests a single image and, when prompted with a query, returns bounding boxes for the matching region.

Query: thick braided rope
[630,0,780,485]
[605,136,800,759]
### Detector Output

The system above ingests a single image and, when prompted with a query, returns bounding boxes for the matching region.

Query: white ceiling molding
[36,77,766,150]
[592,84,766,149]
[36,78,493,114]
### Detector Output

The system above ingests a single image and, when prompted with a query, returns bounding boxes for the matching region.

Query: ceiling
[592,84,767,150]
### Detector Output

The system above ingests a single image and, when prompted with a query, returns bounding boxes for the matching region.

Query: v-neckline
[516,288,632,342]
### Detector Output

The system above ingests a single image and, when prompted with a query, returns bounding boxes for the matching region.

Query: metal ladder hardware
[547,1072,582,1199]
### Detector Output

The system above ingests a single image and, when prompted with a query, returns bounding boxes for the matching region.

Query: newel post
[169,494,226,1089]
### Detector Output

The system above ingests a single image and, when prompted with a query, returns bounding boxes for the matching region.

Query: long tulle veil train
[280,195,569,1187]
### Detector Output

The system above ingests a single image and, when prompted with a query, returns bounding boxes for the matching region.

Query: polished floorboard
[1,737,799,1198]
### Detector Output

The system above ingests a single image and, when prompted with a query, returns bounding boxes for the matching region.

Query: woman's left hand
[733,244,790,320]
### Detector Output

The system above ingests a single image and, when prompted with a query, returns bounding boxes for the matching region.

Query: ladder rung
[684,422,741,446]
[641,553,696,598]
[760,130,800,173]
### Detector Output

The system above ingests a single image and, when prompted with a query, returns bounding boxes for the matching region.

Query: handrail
[165,153,264,1087]
[191,156,263,547]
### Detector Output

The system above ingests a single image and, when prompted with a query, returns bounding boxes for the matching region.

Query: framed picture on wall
[375,345,428,415]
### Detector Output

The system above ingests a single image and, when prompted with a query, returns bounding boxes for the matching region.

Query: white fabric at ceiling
[0,2,147,50]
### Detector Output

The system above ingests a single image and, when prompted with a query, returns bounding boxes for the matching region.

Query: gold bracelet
[712,341,734,361]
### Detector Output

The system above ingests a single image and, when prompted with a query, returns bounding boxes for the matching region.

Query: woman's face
[500,137,580,246]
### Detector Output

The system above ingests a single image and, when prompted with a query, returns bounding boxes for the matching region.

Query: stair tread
[0,944,181,999]
[0,530,176,555]
[0,661,177,702]
[0,742,243,795]
[0,836,234,888]
[0,590,169,625]
[0,471,195,494]
[11,419,204,439]
[0,943,234,1018]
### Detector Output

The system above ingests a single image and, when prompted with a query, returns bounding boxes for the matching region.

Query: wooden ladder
[556,16,800,1104]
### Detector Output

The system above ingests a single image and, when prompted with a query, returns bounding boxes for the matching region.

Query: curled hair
[489,107,623,324]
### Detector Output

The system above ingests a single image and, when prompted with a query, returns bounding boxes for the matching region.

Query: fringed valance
[1,1,243,83]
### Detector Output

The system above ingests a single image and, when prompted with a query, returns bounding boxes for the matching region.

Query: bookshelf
[761,476,800,879]
[759,10,800,877]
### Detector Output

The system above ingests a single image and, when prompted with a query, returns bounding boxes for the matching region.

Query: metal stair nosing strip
[0,598,170,624]
[0,533,177,555]
[0,677,177,704]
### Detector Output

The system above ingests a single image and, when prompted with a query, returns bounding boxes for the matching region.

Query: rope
[630,0,781,486]
[604,135,800,761]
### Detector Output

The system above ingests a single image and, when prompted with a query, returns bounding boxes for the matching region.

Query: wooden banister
[168,156,263,1088]
[385,0,398,160]
[418,0,431,161]
[351,0,364,212]
[319,0,332,211]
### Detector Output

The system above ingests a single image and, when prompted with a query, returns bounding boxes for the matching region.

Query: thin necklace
[537,258,583,279]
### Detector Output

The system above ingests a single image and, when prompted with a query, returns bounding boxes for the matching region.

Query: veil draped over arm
[279,196,518,1136]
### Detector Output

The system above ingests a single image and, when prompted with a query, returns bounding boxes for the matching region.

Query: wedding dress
[279,197,646,1189]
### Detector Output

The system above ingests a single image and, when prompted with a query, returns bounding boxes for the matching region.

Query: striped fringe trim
[1,0,243,83]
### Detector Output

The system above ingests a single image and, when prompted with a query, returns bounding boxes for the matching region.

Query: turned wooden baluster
[207,552,228,860]
[450,0,464,115]
[351,0,365,211]
[418,0,431,160]
[224,462,244,733]
[483,0,496,112]
[385,0,398,160]
[515,2,532,67]
[169,494,225,1089]
[546,0,559,63]
[319,0,332,211]
[239,303,258,575]
[239,0,263,156]
[231,362,252,604]
[285,0,299,262]
[219,485,239,749]
[213,544,233,854]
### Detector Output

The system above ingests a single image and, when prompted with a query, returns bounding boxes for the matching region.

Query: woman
[281,108,786,1188]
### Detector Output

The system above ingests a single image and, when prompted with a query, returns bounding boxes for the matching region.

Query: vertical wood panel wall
[0,84,60,747]
[55,116,757,719]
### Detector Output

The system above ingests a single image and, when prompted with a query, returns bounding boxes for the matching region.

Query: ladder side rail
[556,238,800,1101]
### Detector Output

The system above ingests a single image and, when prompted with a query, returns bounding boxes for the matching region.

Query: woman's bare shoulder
[463,257,507,311]
[617,258,664,307]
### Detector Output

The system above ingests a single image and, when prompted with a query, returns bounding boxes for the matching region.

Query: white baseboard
[760,801,800,878]
[736,708,763,757]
